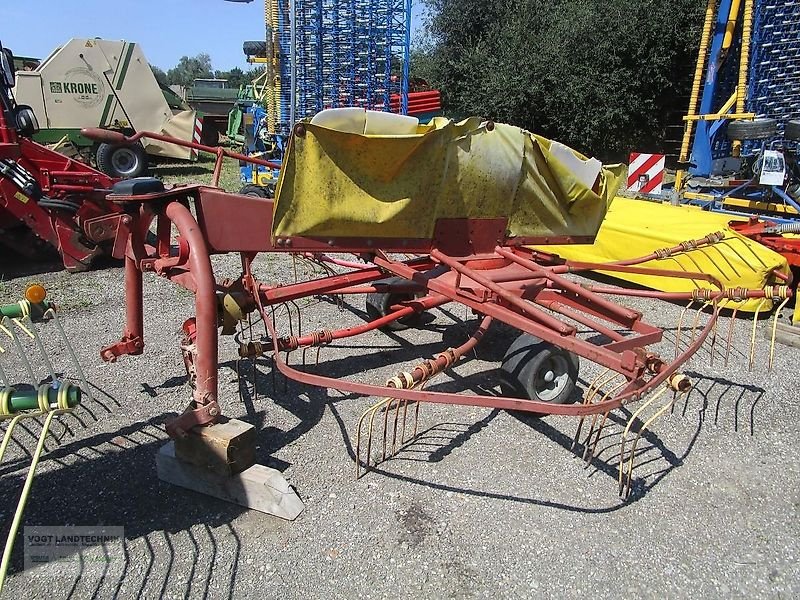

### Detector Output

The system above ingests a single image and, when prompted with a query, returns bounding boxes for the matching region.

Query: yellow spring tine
[0,408,71,595]
[769,296,791,371]
[622,392,678,498]
[748,299,767,371]
[709,300,723,366]
[618,387,669,495]
[581,375,623,459]
[355,399,388,478]
[583,378,628,463]
[400,399,410,444]
[391,398,404,456]
[690,301,712,344]
[587,412,610,464]
[572,369,613,451]
[725,306,739,367]
[381,397,396,461]
[675,300,695,359]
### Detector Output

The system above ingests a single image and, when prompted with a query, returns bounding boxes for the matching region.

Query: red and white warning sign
[627,152,665,194]
[190,116,204,159]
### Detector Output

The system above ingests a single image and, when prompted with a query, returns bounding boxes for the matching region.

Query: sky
[4,0,426,72]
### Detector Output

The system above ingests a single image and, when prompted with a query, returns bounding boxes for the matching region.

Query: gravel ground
[0,246,799,599]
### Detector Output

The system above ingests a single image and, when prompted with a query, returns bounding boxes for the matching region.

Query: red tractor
[0,40,125,272]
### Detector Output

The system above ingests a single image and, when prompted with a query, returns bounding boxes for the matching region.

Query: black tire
[499,334,579,405]
[726,118,777,141]
[239,184,269,197]
[365,276,423,331]
[243,41,268,57]
[96,142,148,178]
[785,120,800,142]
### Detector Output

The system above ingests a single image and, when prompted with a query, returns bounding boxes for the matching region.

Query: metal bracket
[100,334,144,362]
[165,400,221,439]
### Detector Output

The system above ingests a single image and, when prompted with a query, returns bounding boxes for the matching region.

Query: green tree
[150,64,168,86]
[166,53,214,87]
[416,0,703,161]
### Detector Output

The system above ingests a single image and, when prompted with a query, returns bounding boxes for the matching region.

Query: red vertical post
[164,201,218,405]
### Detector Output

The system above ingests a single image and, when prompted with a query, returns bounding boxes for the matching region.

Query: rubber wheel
[96,142,148,178]
[239,184,269,197]
[365,276,422,331]
[726,118,777,141]
[785,120,800,142]
[243,41,268,57]
[499,333,579,405]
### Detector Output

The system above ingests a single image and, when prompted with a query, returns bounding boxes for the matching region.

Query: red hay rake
[82,127,791,498]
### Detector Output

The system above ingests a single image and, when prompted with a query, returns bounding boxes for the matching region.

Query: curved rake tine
[748,299,766,371]
[622,391,678,499]
[674,300,695,359]
[618,387,669,496]
[708,299,728,367]
[391,399,404,456]
[382,397,400,461]
[769,296,791,371]
[725,306,739,367]
[584,378,629,463]
[355,398,390,478]
[586,412,610,464]
[581,374,624,460]
[400,399,410,443]
[1,318,36,386]
[572,369,612,451]
[689,301,711,344]
[20,317,56,384]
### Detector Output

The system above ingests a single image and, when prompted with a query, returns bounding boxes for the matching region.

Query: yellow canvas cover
[273,116,625,241]
[538,198,789,311]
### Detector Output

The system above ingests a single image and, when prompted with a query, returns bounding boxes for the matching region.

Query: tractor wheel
[726,118,777,141]
[239,184,269,197]
[365,277,423,331]
[96,142,148,178]
[243,41,268,57]
[499,333,579,405]
[785,120,800,142]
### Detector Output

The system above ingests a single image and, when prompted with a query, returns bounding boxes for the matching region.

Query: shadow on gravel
[0,385,245,599]
[321,347,767,513]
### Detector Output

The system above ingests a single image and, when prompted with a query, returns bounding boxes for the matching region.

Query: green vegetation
[152,153,243,194]
[151,54,263,89]
[414,0,703,161]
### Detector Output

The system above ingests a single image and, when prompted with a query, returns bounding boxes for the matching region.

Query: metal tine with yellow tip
[0,284,84,594]
[354,396,420,478]
[617,373,691,499]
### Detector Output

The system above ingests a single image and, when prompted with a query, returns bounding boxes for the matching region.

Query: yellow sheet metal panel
[273,116,624,241]
[538,198,789,311]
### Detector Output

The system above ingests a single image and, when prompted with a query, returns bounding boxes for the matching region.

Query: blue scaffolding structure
[270,0,411,135]
[747,0,800,144]
[689,0,800,176]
